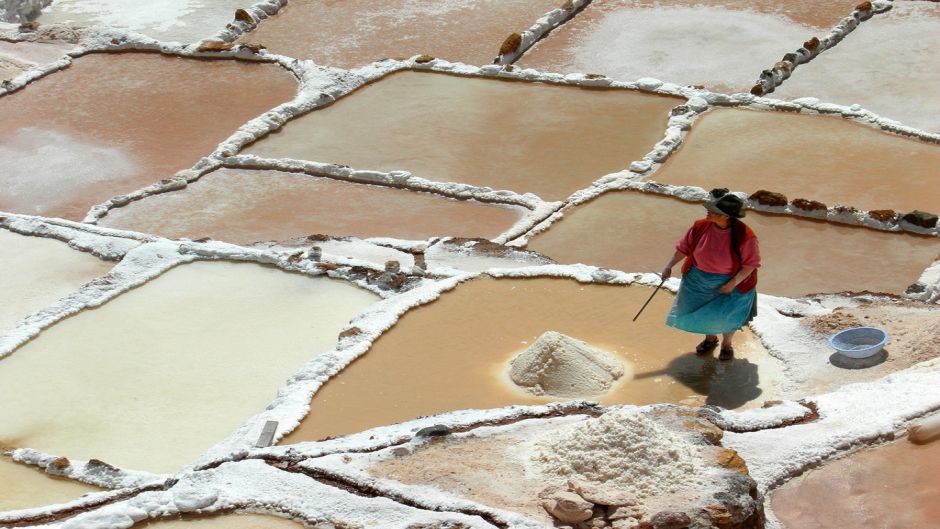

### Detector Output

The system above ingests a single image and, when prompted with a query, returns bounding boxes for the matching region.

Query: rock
[86,458,120,473]
[704,504,732,525]
[384,260,401,273]
[833,205,859,215]
[686,97,708,113]
[611,520,641,529]
[541,491,594,523]
[762,400,784,408]
[649,511,691,529]
[608,504,645,521]
[749,189,787,207]
[636,78,663,91]
[803,37,820,52]
[749,84,763,96]
[47,457,71,473]
[562,0,576,11]
[197,40,234,52]
[630,160,653,173]
[111,195,132,207]
[682,419,723,444]
[240,43,266,53]
[773,61,791,73]
[414,55,435,64]
[499,33,523,56]
[715,448,749,474]
[315,262,339,271]
[569,480,638,506]
[234,8,255,24]
[377,272,406,290]
[901,210,938,229]
[307,246,322,261]
[856,1,872,11]
[906,283,927,295]
[868,209,898,223]
[791,198,827,212]
[539,484,566,499]
[338,327,361,340]
[415,424,451,438]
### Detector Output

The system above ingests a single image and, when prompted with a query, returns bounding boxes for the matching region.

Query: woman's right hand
[660,266,672,280]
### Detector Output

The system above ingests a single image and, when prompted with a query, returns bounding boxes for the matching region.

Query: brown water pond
[238,0,560,68]
[652,109,940,214]
[99,168,525,243]
[245,71,679,201]
[0,455,99,513]
[519,0,844,92]
[0,52,297,220]
[283,276,782,442]
[0,229,113,337]
[773,1,940,134]
[0,261,378,473]
[771,434,940,528]
[526,191,940,298]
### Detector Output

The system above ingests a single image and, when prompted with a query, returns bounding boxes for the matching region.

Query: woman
[660,189,760,361]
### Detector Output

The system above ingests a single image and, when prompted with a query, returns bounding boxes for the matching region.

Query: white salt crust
[509,331,625,397]
[494,0,591,66]
[527,409,705,495]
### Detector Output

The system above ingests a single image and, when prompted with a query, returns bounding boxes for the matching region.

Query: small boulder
[803,37,820,52]
[234,8,255,24]
[415,424,451,438]
[47,457,71,474]
[868,209,898,223]
[414,55,435,64]
[902,210,938,229]
[541,491,594,523]
[749,189,788,207]
[649,511,691,529]
[682,419,723,444]
[856,1,872,11]
[499,33,523,56]
[569,480,638,506]
[715,448,749,474]
[607,504,645,521]
[791,198,827,212]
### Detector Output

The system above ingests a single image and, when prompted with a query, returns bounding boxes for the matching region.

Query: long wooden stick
[632,277,667,322]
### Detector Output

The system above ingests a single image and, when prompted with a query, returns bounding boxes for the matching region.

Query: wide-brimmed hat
[704,192,746,218]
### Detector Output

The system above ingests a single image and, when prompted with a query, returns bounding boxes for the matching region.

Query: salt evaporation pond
[0,261,378,473]
[771,435,940,528]
[0,40,73,81]
[238,0,559,68]
[36,0,249,43]
[244,71,680,201]
[0,52,296,220]
[134,513,306,529]
[651,109,940,214]
[0,455,98,512]
[527,191,940,298]
[517,0,843,92]
[773,1,940,133]
[99,168,525,244]
[0,229,113,336]
[284,277,780,441]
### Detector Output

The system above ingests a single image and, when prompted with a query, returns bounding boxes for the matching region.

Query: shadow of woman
[633,352,762,409]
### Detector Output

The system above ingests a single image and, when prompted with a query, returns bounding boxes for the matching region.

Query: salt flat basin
[283,277,781,442]
[0,455,99,513]
[134,513,306,529]
[237,0,560,68]
[0,261,378,473]
[651,109,940,214]
[0,52,297,220]
[0,40,73,82]
[99,168,525,244]
[0,229,113,337]
[246,71,680,201]
[773,2,940,133]
[771,435,940,528]
[526,191,940,298]
[518,0,847,93]
[36,0,249,43]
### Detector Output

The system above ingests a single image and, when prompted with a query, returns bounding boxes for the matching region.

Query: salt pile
[508,331,625,397]
[528,410,705,496]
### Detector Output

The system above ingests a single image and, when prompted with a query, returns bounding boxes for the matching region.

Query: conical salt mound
[508,331,625,398]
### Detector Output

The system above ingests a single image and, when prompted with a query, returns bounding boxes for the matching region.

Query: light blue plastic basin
[828,326,889,359]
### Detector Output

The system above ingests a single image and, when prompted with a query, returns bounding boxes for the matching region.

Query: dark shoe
[696,337,719,355]
[719,346,734,361]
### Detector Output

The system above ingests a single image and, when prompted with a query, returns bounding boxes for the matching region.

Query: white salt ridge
[509,331,626,397]
[527,410,705,496]
[12,448,165,489]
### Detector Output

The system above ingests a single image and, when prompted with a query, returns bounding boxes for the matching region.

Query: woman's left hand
[718,282,735,294]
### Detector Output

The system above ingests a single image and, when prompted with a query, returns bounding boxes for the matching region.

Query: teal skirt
[666,266,756,335]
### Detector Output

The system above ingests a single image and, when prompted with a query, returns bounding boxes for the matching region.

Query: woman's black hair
[729,217,742,267]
